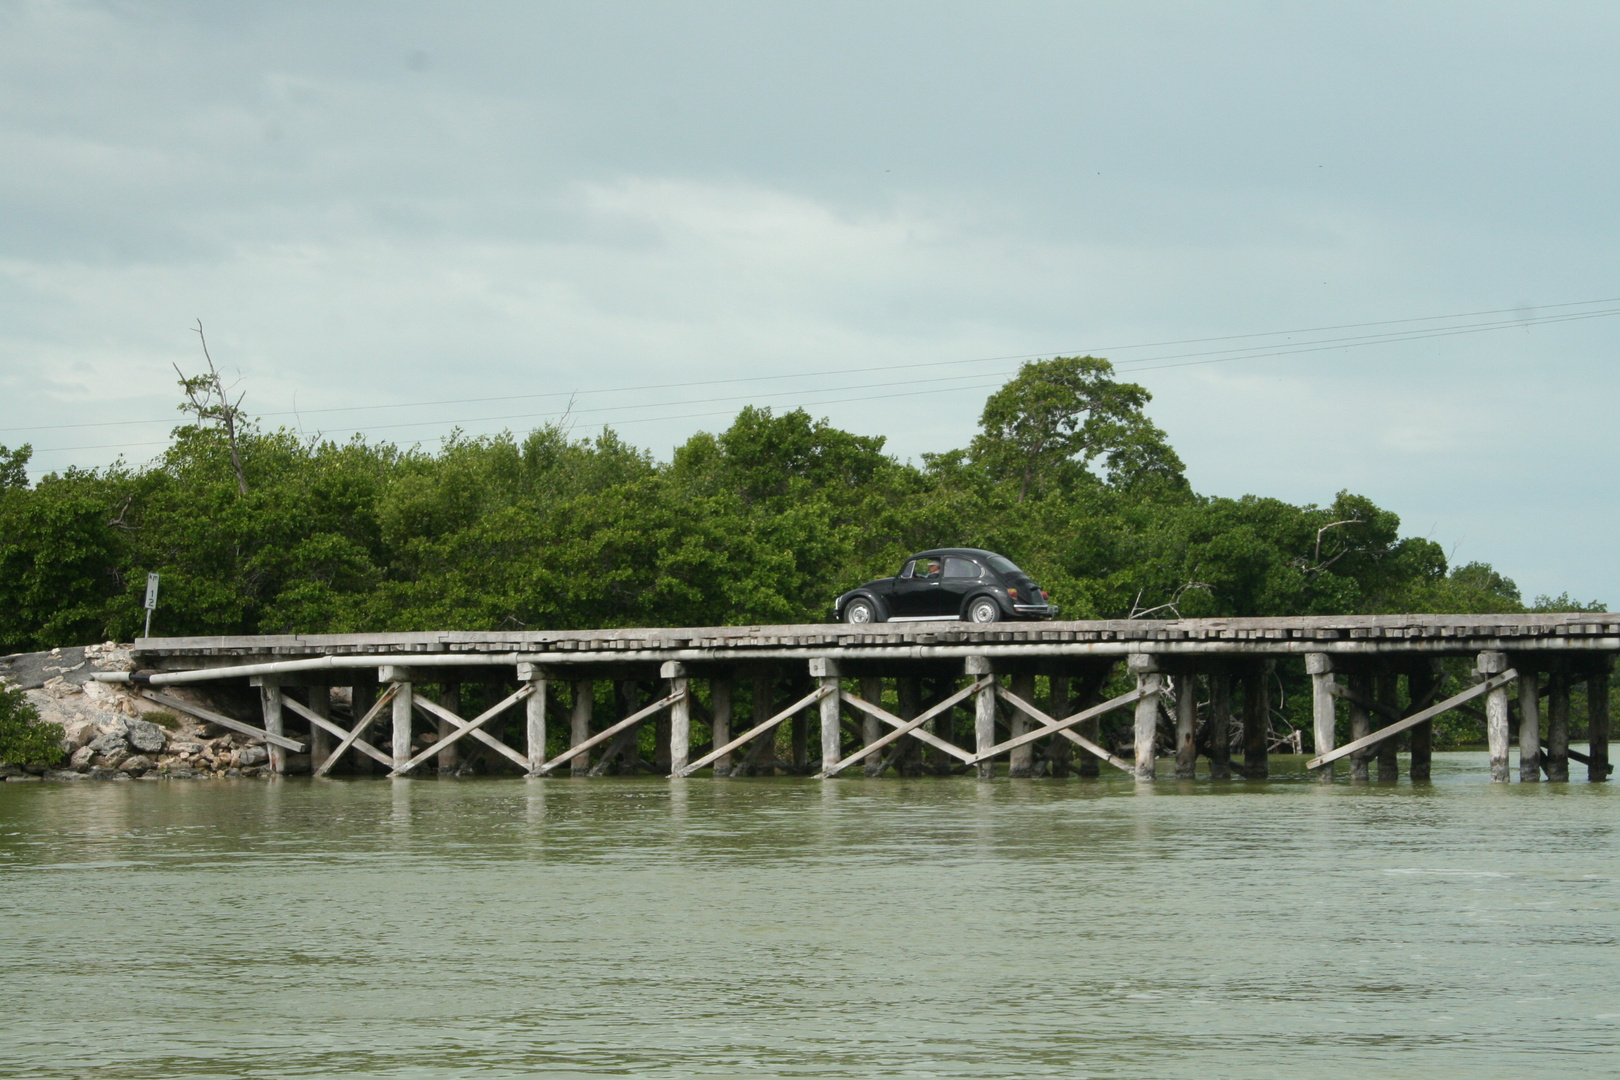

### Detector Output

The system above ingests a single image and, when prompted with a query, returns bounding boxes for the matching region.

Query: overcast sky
[2,2,1617,603]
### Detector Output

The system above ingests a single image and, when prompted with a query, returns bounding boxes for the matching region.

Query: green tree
[0,682,63,767]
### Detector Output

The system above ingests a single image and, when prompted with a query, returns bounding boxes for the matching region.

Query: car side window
[943,557,980,579]
[899,560,917,579]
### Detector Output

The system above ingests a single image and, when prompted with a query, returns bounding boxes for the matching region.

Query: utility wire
[16,298,1620,455]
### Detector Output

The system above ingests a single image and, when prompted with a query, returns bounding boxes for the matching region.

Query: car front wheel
[844,598,878,624]
[966,597,1000,623]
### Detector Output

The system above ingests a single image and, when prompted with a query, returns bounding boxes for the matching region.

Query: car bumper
[1012,604,1058,619]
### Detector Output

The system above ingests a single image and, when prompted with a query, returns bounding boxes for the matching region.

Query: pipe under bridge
[96,613,1618,784]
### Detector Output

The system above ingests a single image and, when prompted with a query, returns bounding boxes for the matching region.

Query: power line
[17,297,1619,455]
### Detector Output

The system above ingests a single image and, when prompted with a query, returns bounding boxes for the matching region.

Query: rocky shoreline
[1,643,285,782]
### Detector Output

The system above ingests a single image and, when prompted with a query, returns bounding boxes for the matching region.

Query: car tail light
[1040,590,1049,600]
[1007,588,1019,599]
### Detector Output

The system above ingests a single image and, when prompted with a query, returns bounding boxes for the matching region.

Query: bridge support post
[1208,666,1232,780]
[859,677,884,776]
[379,666,413,774]
[967,656,995,779]
[1477,651,1511,782]
[304,686,333,772]
[1346,670,1372,782]
[1546,664,1569,782]
[253,676,286,775]
[1375,670,1398,782]
[1243,663,1270,780]
[1407,662,1437,783]
[350,682,377,774]
[518,664,547,776]
[1307,653,1335,782]
[1175,672,1198,779]
[1590,663,1611,782]
[1517,665,1541,782]
[570,680,593,776]
[710,678,732,776]
[1048,676,1072,777]
[1007,673,1035,778]
[810,658,841,774]
[1129,654,1161,781]
[663,662,690,776]
[438,681,462,774]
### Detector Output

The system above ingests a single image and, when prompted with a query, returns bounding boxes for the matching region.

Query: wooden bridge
[94,613,1618,783]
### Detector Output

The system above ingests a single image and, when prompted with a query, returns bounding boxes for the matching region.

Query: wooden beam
[982,684,1140,770]
[313,684,399,777]
[675,684,830,778]
[139,689,306,753]
[1308,670,1517,770]
[820,679,987,777]
[281,691,390,766]
[397,686,536,775]
[541,688,685,775]
[839,690,977,765]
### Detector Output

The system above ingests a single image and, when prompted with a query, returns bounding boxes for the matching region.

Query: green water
[2,753,1618,1078]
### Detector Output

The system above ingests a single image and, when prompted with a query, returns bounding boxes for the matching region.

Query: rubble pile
[0,643,282,782]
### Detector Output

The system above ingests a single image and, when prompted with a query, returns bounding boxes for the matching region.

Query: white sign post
[143,573,160,638]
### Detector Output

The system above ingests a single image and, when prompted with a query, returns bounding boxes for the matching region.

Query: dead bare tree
[175,319,249,494]
[1128,580,1213,620]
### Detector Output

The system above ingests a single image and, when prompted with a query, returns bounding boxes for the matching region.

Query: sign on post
[143,573,160,637]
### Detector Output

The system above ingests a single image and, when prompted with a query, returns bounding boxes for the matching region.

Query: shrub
[0,682,65,767]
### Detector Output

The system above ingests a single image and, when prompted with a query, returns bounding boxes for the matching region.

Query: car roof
[910,548,1003,560]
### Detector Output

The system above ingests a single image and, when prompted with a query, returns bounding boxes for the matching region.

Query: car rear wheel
[844,598,878,624]
[966,596,1000,623]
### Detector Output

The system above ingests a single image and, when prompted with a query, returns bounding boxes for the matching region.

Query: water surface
[3,752,1617,1078]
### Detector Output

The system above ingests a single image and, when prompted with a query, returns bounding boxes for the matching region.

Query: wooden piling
[968,657,996,779]
[1374,670,1398,783]
[1242,664,1268,780]
[306,685,333,773]
[790,681,809,773]
[257,679,286,774]
[859,676,884,776]
[1307,654,1335,782]
[897,678,924,777]
[1207,667,1232,780]
[1076,671,1103,778]
[514,666,544,776]
[1518,667,1541,782]
[351,681,377,775]
[1007,673,1035,778]
[439,681,462,774]
[1049,675,1073,778]
[663,662,689,776]
[570,679,593,776]
[1478,651,1511,782]
[1406,663,1436,783]
[811,658,841,772]
[1175,672,1198,779]
[747,675,775,776]
[710,677,733,776]
[1129,655,1161,781]
[379,666,412,773]
[1590,665,1611,782]
[1546,664,1569,782]
[1347,670,1372,783]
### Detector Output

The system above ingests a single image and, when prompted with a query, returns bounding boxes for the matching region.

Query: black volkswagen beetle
[833,548,1057,624]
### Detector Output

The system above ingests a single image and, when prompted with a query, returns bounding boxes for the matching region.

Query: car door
[939,557,983,616]
[889,558,941,617]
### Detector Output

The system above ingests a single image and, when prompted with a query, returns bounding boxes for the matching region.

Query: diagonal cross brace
[539,688,685,775]
[1308,669,1518,770]
[397,686,536,775]
[280,691,390,767]
[980,685,1143,771]
[820,678,988,777]
[313,684,400,777]
[139,689,306,753]
[838,691,977,765]
[674,684,831,778]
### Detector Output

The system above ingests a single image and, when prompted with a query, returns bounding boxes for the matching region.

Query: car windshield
[986,555,1025,577]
